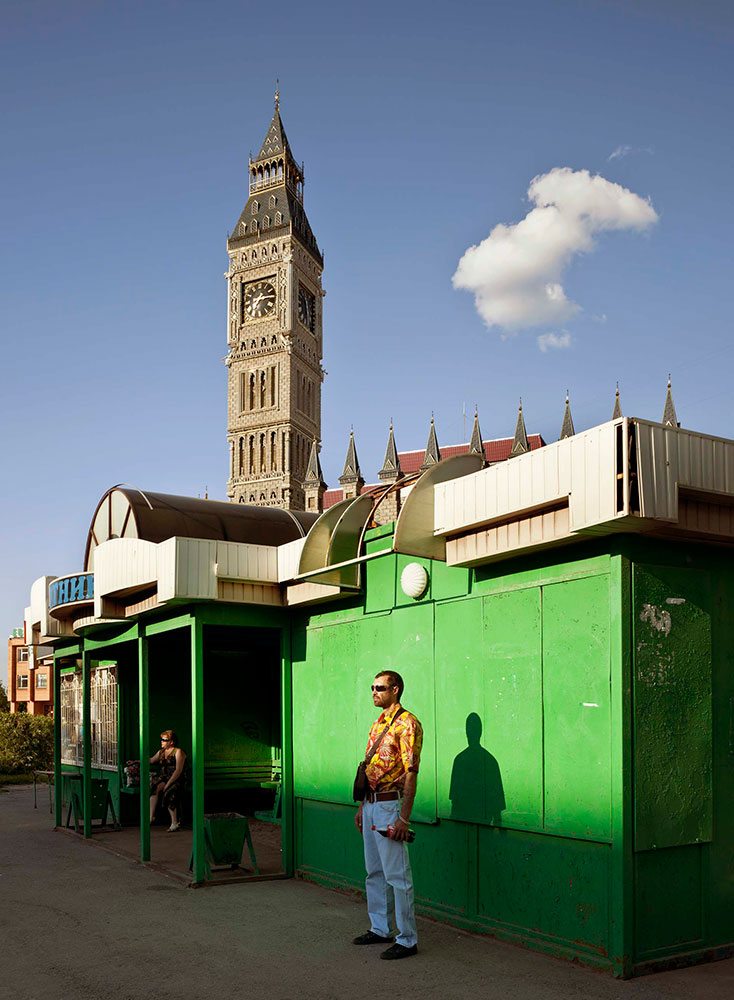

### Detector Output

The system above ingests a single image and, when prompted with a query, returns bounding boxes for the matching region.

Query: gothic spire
[421,417,441,471]
[338,430,364,500]
[379,423,402,483]
[559,393,575,440]
[469,409,485,461]
[304,438,326,486]
[510,400,529,458]
[255,105,296,164]
[662,376,679,428]
[612,384,622,420]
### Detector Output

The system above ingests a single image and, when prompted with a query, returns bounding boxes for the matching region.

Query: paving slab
[2,785,733,1000]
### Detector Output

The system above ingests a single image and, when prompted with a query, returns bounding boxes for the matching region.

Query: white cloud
[608,144,654,161]
[452,167,658,333]
[537,331,571,352]
[608,145,634,161]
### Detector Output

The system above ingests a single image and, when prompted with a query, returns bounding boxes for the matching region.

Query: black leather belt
[366,790,402,803]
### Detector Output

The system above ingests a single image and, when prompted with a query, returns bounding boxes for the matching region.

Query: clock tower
[225,93,324,509]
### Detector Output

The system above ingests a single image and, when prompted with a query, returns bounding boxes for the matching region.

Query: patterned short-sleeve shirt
[364,702,423,792]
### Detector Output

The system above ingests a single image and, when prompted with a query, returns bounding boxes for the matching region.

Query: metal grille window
[60,672,82,766]
[60,665,118,770]
[91,666,118,769]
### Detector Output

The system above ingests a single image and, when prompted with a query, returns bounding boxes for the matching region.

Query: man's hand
[355,803,363,833]
[392,815,410,842]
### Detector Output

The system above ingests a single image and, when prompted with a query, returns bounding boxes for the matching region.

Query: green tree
[0,679,9,712]
[0,713,54,773]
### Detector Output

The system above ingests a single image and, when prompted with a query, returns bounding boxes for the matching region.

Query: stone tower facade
[225,96,324,509]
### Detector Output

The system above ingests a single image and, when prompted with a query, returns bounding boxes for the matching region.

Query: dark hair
[375,670,404,699]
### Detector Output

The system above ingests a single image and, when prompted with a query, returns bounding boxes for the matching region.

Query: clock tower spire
[225,97,324,509]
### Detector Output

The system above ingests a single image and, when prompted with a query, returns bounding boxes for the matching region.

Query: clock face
[298,286,315,332]
[244,280,276,319]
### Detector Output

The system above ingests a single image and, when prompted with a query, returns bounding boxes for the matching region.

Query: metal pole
[53,652,63,829]
[138,631,150,862]
[82,649,92,839]
[280,627,294,876]
[190,613,206,882]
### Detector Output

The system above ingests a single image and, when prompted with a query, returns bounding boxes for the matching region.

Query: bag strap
[364,708,405,763]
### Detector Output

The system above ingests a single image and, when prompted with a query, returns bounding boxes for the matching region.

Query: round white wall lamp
[400,562,429,600]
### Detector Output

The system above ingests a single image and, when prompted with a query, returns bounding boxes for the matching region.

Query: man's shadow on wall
[449,713,505,825]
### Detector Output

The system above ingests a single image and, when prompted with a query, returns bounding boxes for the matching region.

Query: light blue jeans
[362,798,418,948]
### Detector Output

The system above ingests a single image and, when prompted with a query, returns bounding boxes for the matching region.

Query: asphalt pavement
[2,784,733,1000]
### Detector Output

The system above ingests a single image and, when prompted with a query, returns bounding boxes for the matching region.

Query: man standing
[353,670,422,960]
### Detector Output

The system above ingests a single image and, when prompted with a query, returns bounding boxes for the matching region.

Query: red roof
[322,435,545,510]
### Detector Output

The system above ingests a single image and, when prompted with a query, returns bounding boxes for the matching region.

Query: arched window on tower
[257,167,263,187]
[249,372,255,410]
[251,220,258,234]
[260,371,266,408]
[270,431,277,471]
[277,161,283,180]
[249,435,255,473]
[264,165,270,183]
[259,434,266,473]
[251,168,257,189]
[269,195,276,209]
[275,211,282,225]
[238,437,244,475]
[251,200,259,215]
[263,216,270,229]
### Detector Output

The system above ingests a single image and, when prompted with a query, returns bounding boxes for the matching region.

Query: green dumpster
[201,812,259,874]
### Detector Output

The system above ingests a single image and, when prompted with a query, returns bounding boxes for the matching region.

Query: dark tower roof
[228,98,322,265]
[339,430,363,484]
[510,402,529,458]
[613,385,622,420]
[469,409,484,459]
[304,438,326,487]
[559,394,575,440]
[662,377,679,427]
[256,108,296,163]
[421,418,441,471]
[379,423,402,482]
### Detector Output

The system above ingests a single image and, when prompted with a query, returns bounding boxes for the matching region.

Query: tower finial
[275,79,280,111]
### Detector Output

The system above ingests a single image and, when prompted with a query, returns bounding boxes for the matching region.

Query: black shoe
[353,931,393,945]
[381,943,418,960]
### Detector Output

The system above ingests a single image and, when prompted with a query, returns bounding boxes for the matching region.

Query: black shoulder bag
[353,709,405,802]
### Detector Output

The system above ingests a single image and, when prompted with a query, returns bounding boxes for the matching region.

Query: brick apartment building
[7,629,53,715]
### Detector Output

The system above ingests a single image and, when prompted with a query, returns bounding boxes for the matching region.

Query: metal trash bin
[204,812,249,866]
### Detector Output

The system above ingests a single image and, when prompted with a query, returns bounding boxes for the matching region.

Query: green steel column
[53,651,63,828]
[138,632,150,862]
[190,613,205,882]
[609,555,634,978]
[82,649,92,839]
[280,626,294,876]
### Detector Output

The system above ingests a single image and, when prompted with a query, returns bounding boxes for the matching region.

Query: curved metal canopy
[393,454,485,560]
[85,486,319,571]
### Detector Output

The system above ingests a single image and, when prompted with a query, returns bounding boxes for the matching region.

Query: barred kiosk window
[60,664,118,770]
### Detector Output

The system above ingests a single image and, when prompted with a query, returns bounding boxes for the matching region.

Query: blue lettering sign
[49,573,94,610]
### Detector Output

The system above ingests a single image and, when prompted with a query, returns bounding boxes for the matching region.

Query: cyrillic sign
[49,574,94,609]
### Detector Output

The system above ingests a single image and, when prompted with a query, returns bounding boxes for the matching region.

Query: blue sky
[1,0,733,681]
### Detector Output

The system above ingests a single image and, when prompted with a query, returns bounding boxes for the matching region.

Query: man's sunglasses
[371,684,394,692]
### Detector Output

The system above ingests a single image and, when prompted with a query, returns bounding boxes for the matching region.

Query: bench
[205,758,282,823]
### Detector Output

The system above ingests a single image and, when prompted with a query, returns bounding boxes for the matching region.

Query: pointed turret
[612,384,622,420]
[662,377,679,428]
[338,429,365,500]
[420,418,441,472]
[303,438,327,512]
[469,409,485,462]
[378,423,402,484]
[376,423,403,527]
[559,393,575,440]
[509,401,529,458]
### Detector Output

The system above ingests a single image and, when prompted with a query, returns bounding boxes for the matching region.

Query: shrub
[0,714,54,774]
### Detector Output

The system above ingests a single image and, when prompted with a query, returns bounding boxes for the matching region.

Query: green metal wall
[292,535,734,976]
[292,543,619,970]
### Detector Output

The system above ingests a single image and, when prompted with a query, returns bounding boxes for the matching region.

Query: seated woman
[149,730,187,831]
